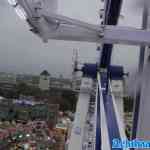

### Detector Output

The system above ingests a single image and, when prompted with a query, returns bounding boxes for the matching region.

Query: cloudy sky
[0,0,143,77]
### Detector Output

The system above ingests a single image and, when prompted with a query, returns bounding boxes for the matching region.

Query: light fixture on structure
[14,5,27,20]
[7,0,17,6]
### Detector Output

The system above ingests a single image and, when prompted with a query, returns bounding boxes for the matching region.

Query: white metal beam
[11,0,150,46]
[36,19,150,46]
[68,78,93,150]
[103,26,150,46]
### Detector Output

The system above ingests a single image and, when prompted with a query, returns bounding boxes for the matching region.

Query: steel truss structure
[7,0,150,149]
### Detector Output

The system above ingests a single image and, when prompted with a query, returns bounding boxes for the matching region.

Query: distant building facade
[39,70,50,90]
[50,77,72,90]
[0,73,16,84]
[0,71,80,92]
[16,74,39,87]
[0,73,16,91]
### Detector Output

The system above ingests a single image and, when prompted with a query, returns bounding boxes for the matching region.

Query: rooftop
[40,70,50,76]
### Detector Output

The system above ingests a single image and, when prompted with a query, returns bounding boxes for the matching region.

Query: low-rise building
[0,72,16,84]
[50,77,72,90]
[16,74,39,87]
[0,71,79,93]
[0,72,16,91]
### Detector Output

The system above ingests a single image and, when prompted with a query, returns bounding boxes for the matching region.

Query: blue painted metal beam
[82,63,97,79]
[95,86,101,150]
[100,72,122,150]
[100,0,123,69]
[109,65,124,80]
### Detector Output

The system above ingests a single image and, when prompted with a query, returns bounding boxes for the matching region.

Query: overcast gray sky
[0,0,142,77]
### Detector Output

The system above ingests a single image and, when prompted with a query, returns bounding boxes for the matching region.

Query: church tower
[39,70,50,90]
